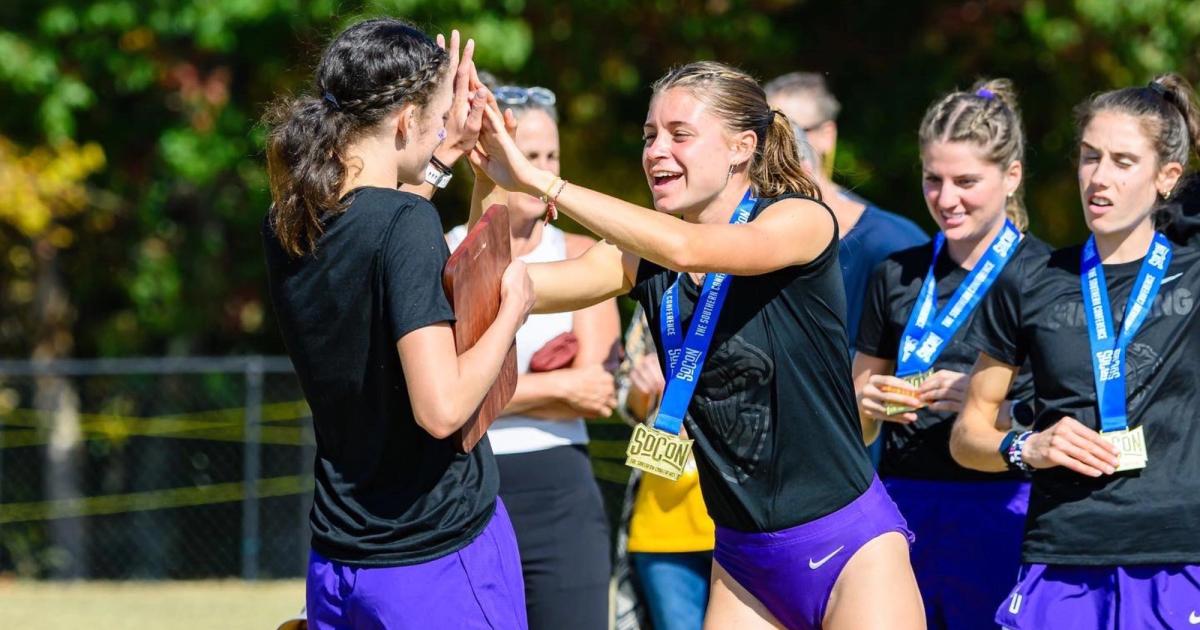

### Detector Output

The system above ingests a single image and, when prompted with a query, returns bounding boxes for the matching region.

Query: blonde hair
[652,61,820,200]
[918,78,1028,231]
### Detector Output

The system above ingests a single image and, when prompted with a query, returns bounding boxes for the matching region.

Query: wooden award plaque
[442,204,518,452]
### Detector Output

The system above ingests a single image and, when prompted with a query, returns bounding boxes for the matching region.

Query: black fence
[0,356,634,580]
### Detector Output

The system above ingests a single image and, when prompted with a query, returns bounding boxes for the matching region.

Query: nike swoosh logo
[1189,610,1200,624]
[808,545,845,570]
[1164,272,1184,285]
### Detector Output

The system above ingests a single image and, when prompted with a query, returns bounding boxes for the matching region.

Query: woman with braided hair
[951,74,1200,628]
[262,19,533,629]
[472,61,924,629]
[852,78,1049,629]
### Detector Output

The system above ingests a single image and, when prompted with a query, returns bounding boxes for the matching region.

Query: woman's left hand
[434,31,489,164]
[917,369,970,413]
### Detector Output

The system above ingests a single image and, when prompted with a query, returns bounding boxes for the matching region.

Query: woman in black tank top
[470,61,923,630]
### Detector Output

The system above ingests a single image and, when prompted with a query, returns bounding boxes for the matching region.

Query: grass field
[0,579,306,629]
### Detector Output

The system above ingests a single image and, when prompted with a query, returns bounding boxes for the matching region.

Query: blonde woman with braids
[852,79,1049,629]
[952,75,1200,629]
[472,61,923,630]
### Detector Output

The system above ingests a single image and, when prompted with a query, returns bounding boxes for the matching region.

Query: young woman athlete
[262,20,533,629]
[472,61,924,630]
[950,74,1200,629]
[853,79,1048,629]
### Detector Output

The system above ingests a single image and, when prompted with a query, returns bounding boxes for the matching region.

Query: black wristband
[429,154,453,174]
[998,430,1018,457]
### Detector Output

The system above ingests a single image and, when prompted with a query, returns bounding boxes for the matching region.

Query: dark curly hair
[264,18,449,257]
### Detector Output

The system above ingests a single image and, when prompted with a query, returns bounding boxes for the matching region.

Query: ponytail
[754,110,820,199]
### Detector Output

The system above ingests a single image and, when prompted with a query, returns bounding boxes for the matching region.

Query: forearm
[433,306,524,435]
[468,171,506,231]
[529,247,631,314]
[950,402,1009,472]
[502,371,568,415]
[948,354,1020,473]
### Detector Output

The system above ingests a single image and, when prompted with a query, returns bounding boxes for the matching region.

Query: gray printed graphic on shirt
[688,334,774,484]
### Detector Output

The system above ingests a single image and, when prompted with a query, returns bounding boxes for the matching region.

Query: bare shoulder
[563,231,598,258]
[757,197,834,232]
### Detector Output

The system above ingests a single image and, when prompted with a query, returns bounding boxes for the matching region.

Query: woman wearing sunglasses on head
[471,61,923,630]
[950,75,1200,629]
[448,83,619,630]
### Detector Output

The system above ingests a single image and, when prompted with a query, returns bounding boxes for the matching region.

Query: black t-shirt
[968,235,1200,565]
[630,194,875,533]
[263,187,497,566]
[857,234,1051,481]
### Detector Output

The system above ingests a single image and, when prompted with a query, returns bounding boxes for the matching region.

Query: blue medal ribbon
[655,188,756,435]
[896,219,1022,376]
[1080,232,1172,433]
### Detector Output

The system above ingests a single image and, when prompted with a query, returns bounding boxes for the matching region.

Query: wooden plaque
[443,204,518,452]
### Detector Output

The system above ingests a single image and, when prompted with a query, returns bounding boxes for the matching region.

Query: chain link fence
[0,356,634,581]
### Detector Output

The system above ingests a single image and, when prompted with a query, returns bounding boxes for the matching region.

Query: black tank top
[631,194,874,533]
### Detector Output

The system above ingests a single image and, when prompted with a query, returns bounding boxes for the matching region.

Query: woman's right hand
[1021,416,1118,477]
[554,364,617,418]
[471,104,539,193]
[500,259,535,323]
[858,373,922,424]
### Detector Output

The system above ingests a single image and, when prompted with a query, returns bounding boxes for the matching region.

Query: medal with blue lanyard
[1080,232,1172,471]
[625,189,756,480]
[884,220,1022,415]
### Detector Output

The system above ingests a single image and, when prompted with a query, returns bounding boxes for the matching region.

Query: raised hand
[434,31,488,163]
[469,102,536,192]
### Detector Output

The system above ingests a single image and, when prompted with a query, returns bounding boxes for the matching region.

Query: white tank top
[446,223,589,454]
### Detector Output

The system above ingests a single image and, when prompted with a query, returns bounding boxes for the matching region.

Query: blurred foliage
[0,0,1196,356]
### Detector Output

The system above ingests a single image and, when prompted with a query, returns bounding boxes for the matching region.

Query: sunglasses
[494,85,557,107]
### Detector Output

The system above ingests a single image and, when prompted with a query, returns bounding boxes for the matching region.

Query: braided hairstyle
[919,78,1027,231]
[264,18,449,257]
[1075,74,1200,240]
[652,62,820,200]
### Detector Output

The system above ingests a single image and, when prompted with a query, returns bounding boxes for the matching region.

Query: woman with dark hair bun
[262,20,533,629]
[951,74,1200,628]
[473,61,923,630]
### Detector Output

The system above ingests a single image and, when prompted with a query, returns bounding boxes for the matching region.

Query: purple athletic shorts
[995,563,1200,629]
[713,475,914,630]
[885,477,1029,630]
[306,498,527,630]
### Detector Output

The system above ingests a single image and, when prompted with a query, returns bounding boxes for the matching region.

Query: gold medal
[883,369,932,416]
[625,423,694,481]
[1100,425,1148,472]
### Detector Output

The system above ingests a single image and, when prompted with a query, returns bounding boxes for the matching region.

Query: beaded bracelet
[540,176,568,223]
